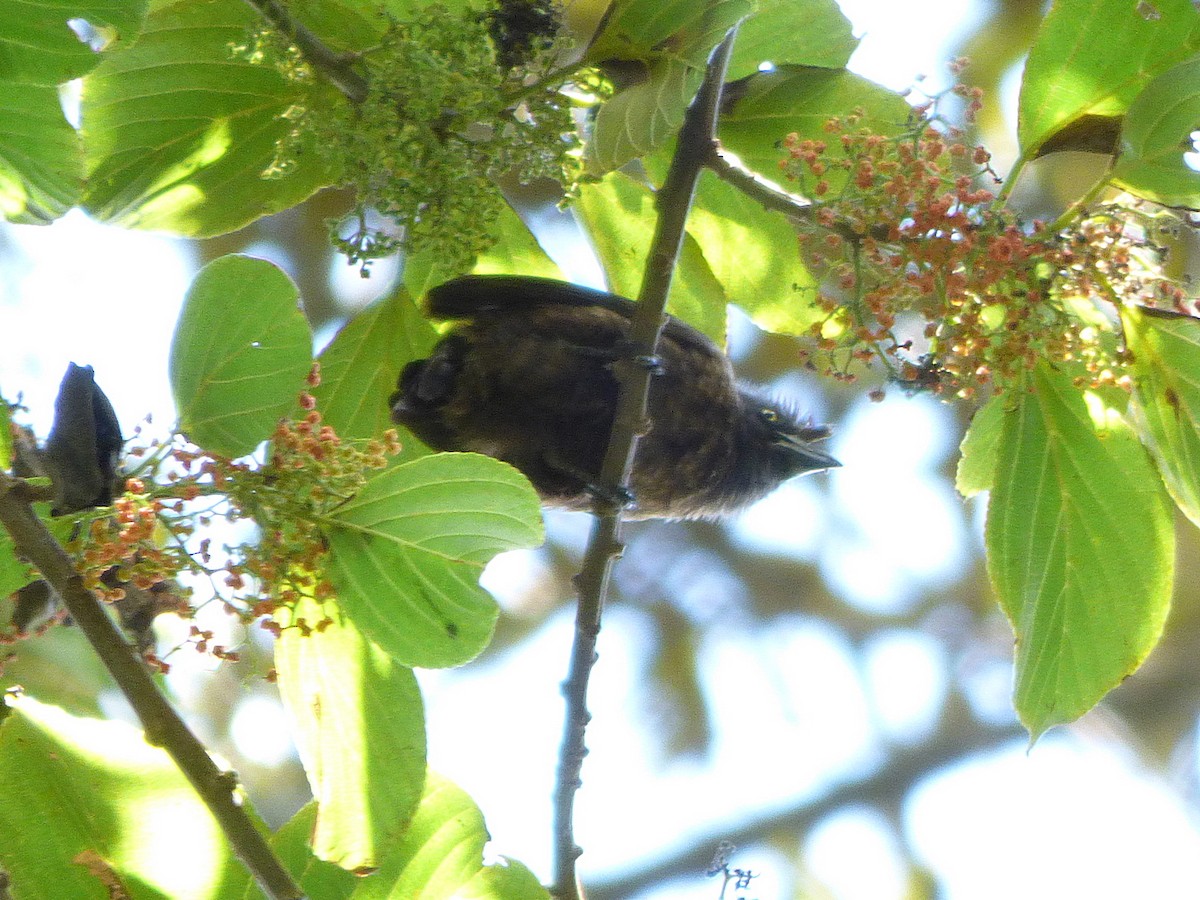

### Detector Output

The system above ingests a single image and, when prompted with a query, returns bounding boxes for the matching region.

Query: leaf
[689,170,819,335]
[80,0,335,236]
[0,0,146,85]
[1018,0,1200,158]
[275,597,426,872]
[0,532,37,601]
[473,203,564,279]
[243,803,355,900]
[0,82,82,223]
[322,453,543,668]
[956,393,1005,497]
[719,66,911,187]
[1110,56,1200,207]
[985,364,1174,739]
[0,694,247,899]
[0,395,10,470]
[587,58,703,174]
[351,771,549,900]
[314,289,438,445]
[726,0,858,79]
[170,255,313,458]
[588,0,749,67]
[575,171,728,344]
[1123,306,1200,526]
[586,0,753,173]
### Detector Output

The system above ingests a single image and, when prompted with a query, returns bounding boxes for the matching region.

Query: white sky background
[2,1,1200,898]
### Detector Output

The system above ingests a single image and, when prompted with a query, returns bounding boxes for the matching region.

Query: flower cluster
[263,2,580,274]
[783,98,1186,398]
[66,374,401,670]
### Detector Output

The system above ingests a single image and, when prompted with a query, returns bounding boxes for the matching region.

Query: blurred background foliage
[4,0,1200,898]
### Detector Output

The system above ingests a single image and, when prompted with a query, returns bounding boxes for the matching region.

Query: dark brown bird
[390,275,838,519]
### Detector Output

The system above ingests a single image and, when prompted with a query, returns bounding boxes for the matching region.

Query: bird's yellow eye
[760,407,779,423]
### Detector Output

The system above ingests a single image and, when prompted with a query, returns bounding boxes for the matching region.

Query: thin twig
[705,146,890,244]
[242,0,369,103]
[549,25,743,900]
[0,474,302,900]
[585,705,1026,899]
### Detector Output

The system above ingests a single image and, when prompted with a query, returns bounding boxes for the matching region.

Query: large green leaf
[80,0,335,236]
[587,59,703,174]
[1110,56,1200,207]
[985,364,1174,739]
[585,0,750,173]
[1123,306,1200,526]
[575,171,727,344]
[726,0,858,79]
[0,694,247,899]
[588,0,749,67]
[170,255,313,458]
[689,170,819,335]
[719,66,910,187]
[243,803,355,900]
[473,202,565,279]
[0,0,146,85]
[1018,0,1200,158]
[275,598,426,872]
[351,771,549,900]
[314,289,438,445]
[0,82,82,223]
[0,396,10,469]
[322,453,543,668]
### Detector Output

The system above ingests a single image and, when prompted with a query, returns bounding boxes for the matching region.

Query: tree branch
[242,0,369,104]
[0,474,302,900]
[550,24,742,900]
[585,705,1026,899]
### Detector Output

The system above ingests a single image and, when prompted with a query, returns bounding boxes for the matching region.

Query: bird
[389,275,838,519]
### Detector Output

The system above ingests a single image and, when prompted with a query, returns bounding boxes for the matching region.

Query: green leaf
[690,170,819,335]
[719,66,910,186]
[0,532,37,601]
[956,394,1005,497]
[1110,56,1200,207]
[588,0,749,67]
[0,0,146,85]
[985,364,1174,739]
[575,171,727,344]
[275,597,426,872]
[243,803,355,900]
[1123,306,1200,526]
[0,82,82,223]
[1018,0,1200,158]
[473,203,564,279]
[726,0,858,79]
[323,453,543,668]
[403,201,564,297]
[351,771,549,900]
[80,0,335,236]
[587,59,702,174]
[170,255,313,458]
[0,396,11,469]
[0,694,248,899]
[586,0,752,173]
[314,289,438,445]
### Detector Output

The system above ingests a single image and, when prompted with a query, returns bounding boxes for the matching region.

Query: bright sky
[2,2,1200,899]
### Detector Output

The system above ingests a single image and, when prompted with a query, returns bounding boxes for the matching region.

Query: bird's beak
[777,433,841,473]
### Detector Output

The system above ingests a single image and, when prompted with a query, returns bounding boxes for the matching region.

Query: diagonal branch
[549,24,743,900]
[585,707,1026,899]
[0,474,302,900]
